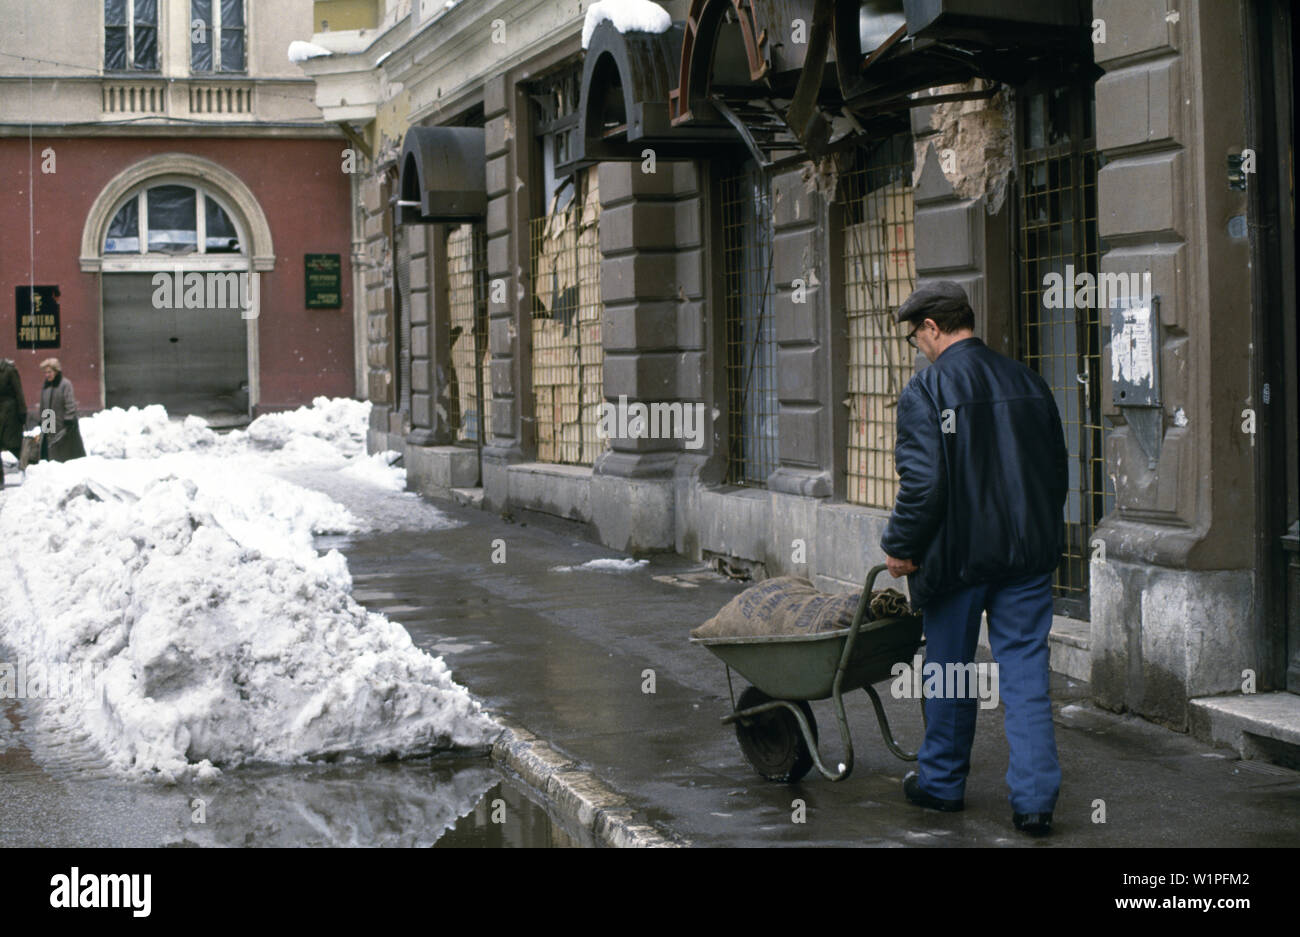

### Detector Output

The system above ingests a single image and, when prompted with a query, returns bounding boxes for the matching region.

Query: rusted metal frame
[783,0,835,158]
[859,23,908,72]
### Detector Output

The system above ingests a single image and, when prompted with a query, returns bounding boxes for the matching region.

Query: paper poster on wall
[15,285,60,349]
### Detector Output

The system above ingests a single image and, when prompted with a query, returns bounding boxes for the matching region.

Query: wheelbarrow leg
[769,698,852,782]
[863,683,919,762]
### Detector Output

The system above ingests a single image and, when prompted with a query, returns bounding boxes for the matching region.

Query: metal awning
[576,20,732,164]
[397,126,487,224]
[668,0,842,167]
[838,0,1095,114]
[657,0,1094,165]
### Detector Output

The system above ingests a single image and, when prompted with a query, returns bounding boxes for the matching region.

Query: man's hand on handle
[885,555,917,578]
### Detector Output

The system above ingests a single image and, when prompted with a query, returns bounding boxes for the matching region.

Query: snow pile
[581,0,672,49]
[0,457,498,782]
[80,405,219,459]
[340,450,405,492]
[244,396,370,458]
[553,557,649,573]
[80,397,383,474]
[287,39,333,63]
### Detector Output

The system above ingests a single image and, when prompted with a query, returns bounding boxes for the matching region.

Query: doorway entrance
[98,180,253,424]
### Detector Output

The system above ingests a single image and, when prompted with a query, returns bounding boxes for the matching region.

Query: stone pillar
[481,73,527,509]
[405,223,435,444]
[910,85,1015,353]
[360,170,397,453]
[770,166,833,498]
[1090,0,1257,728]
[590,159,701,551]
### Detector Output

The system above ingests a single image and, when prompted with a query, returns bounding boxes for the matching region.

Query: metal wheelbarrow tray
[690,564,925,783]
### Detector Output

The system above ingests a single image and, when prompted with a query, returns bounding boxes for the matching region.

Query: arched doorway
[80,155,274,424]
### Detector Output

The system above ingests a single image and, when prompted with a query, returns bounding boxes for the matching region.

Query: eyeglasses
[905,323,922,349]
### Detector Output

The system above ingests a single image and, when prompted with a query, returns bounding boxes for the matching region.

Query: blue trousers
[915,572,1060,814]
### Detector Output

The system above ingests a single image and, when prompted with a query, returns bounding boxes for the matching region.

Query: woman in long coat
[38,358,86,462]
[0,356,25,462]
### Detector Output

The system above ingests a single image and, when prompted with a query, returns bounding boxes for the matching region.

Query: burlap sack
[692,576,912,640]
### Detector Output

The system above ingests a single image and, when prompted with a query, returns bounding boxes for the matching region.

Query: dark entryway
[1245,0,1298,692]
[102,272,249,423]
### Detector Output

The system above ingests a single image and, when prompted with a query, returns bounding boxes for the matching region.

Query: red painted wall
[0,136,354,415]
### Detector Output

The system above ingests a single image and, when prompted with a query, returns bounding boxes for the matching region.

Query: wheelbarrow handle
[832,564,890,707]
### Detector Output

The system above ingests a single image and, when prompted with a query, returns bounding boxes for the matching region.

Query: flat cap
[895,280,972,325]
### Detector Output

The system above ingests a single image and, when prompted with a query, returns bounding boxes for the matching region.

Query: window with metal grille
[446,223,491,444]
[529,168,605,465]
[720,162,778,487]
[1016,82,1114,617]
[104,0,158,71]
[840,135,916,508]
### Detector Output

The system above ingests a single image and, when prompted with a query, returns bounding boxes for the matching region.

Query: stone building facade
[296,0,1296,759]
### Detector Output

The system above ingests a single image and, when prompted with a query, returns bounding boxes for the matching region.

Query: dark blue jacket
[880,337,1067,610]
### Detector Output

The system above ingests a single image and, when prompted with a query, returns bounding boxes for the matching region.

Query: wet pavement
[0,698,581,847]
[326,498,1300,848]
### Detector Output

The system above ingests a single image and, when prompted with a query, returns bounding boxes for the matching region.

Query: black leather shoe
[902,771,964,812]
[1012,811,1053,836]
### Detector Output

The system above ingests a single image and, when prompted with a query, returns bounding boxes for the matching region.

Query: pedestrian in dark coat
[881,281,1067,837]
[37,358,86,462]
[0,356,26,461]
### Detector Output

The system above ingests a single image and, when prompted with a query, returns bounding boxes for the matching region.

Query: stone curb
[489,718,686,848]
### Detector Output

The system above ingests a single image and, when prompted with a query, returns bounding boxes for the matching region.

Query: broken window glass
[147,185,197,253]
[205,196,240,252]
[105,0,128,70]
[191,0,213,71]
[134,0,158,70]
[105,198,140,253]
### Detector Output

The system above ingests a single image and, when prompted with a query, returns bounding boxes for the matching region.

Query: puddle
[0,701,583,848]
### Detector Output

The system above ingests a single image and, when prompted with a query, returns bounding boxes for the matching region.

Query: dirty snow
[0,398,496,782]
[581,0,671,49]
[553,557,649,573]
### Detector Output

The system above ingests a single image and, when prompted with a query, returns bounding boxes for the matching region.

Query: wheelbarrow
[691,564,925,783]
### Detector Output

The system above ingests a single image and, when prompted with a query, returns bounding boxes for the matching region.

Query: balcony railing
[97,79,260,119]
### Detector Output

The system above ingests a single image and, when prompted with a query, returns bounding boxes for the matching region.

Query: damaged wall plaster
[917,79,1016,214]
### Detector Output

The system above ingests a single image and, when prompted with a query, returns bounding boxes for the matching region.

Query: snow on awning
[576,20,733,164]
[397,127,487,224]
[581,0,673,50]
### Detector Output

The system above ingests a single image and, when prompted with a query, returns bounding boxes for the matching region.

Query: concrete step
[976,613,1091,683]
[1189,692,1300,766]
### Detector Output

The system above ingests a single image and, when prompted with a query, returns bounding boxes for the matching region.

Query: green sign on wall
[305,253,342,308]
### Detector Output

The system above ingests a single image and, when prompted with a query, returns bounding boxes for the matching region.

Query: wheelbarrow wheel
[734,686,818,783]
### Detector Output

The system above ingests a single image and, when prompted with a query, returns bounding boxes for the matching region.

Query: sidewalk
[320,497,1300,847]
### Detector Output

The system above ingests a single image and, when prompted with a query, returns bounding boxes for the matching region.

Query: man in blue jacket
[881,281,1067,836]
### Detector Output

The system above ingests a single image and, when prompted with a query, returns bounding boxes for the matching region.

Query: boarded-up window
[840,137,916,508]
[529,169,604,465]
[447,223,491,444]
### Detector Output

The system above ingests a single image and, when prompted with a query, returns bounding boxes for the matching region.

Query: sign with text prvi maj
[16,285,60,349]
